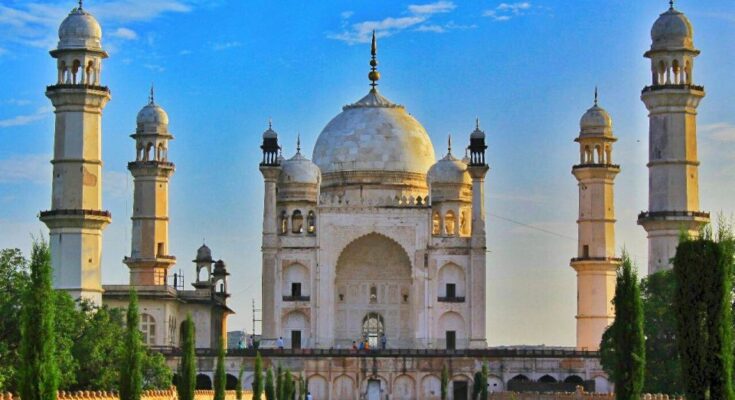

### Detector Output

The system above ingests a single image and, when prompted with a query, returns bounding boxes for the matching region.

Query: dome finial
[78,0,83,10]
[368,30,380,90]
[594,86,598,106]
[669,0,674,9]
[149,83,155,105]
[447,134,452,155]
[475,117,480,130]
[296,133,301,154]
[268,117,272,130]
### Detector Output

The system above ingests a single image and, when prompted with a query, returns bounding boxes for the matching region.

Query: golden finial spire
[368,30,380,90]
[594,86,598,106]
[149,83,155,105]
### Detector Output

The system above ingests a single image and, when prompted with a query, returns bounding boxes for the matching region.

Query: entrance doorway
[446,330,456,350]
[362,313,384,348]
[291,330,301,349]
[453,381,468,400]
[367,379,381,400]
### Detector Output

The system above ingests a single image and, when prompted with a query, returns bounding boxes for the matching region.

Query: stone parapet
[0,389,248,400]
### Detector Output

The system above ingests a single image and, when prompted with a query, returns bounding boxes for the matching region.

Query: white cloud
[416,24,446,33]
[340,11,354,20]
[0,1,206,50]
[179,49,192,56]
[143,64,165,72]
[110,27,138,40]
[0,106,52,128]
[4,98,31,106]
[483,2,532,21]
[408,1,456,15]
[328,1,462,45]
[702,123,735,142]
[212,41,242,51]
[0,154,51,184]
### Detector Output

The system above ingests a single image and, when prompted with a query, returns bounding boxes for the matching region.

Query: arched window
[145,143,153,161]
[291,210,303,234]
[584,146,592,164]
[307,211,316,234]
[445,210,456,236]
[140,313,156,345]
[71,59,81,84]
[86,60,95,85]
[280,211,288,234]
[539,375,557,383]
[459,210,469,235]
[369,286,378,303]
[672,59,680,84]
[157,143,165,161]
[594,145,602,164]
[432,212,440,235]
[136,143,143,161]
[58,60,67,84]
[362,313,384,348]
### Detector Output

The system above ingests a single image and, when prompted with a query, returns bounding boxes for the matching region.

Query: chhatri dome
[579,88,612,136]
[428,136,472,185]
[136,87,169,126]
[58,1,103,51]
[280,136,321,185]
[650,1,694,51]
[312,32,435,190]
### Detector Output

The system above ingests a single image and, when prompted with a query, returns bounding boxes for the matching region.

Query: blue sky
[1,0,734,347]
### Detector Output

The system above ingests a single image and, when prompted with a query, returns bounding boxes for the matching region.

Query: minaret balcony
[47,83,110,93]
[638,210,710,221]
[642,83,704,93]
[39,208,111,229]
[570,256,622,263]
[572,163,620,170]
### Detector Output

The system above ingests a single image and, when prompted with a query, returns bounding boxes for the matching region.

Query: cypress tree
[481,363,489,400]
[298,374,305,400]
[472,371,483,400]
[264,368,275,400]
[252,352,264,400]
[18,239,59,400]
[213,336,226,400]
[119,289,143,400]
[440,365,449,400]
[674,228,735,400]
[612,253,645,400]
[177,315,196,400]
[275,365,283,400]
[282,371,293,400]
[235,364,244,400]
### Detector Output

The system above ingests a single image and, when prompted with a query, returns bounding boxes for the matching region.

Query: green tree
[18,239,59,400]
[611,254,645,400]
[177,315,196,400]
[298,374,305,400]
[236,364,245,400]
[674,228,734,400]
[120,290,143,400]
[640,270,682,394]
[141,350,172,390]
[481,363,489,400]
[265,368,276,400]
[282,371,293,400]
[276,365,283,400]
[0,248,28,392]
[213,337,226,400]
[252,352,264,400]
[472,371,483,400]
[440,365,449,400]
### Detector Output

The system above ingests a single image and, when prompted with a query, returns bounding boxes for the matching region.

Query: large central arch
[334,232,414,348]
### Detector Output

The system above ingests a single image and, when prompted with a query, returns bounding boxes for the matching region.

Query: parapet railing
[638,210,711,220]
[642,83,705,93]
[39,209,112,218]
[0,389,246,400]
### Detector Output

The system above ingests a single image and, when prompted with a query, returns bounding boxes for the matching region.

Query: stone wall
[0,389,250,400]
[489,388,684,400]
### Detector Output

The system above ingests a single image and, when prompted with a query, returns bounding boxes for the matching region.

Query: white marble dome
[312,89,435,176]
[580,105,612,135]
[58,7,102,50]
[428,153,471,185]
[137,103,169,126]
[651,6,694,51]
[279,152,321,185]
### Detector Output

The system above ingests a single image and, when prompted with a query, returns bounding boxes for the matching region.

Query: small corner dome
[58,7,102,50]
[580,105,612,133]
[651,7,694,50]
[279,152,321,185]
[428,153,471,185]
[137,103,169,126]
[263,127,278,139]
[213,260,227,274]
[195,244,212,262]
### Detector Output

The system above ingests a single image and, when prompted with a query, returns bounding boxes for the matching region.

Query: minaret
[571,91,620,351]
[123,88,176,285]
[638,2,709,274]
[40,4,111,305]
[259,121,281,338]
[467,119,489,348]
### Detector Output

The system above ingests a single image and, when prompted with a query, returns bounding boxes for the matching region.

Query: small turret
[468,118,487,167]
[261,120,281,166]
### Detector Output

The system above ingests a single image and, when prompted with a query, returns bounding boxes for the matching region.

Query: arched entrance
[362,313,384,348]
[334,233,413,348]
